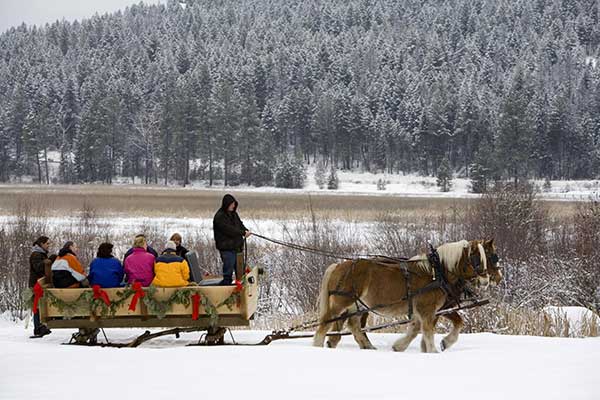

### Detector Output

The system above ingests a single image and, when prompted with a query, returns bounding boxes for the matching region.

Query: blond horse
[313,240,489,353]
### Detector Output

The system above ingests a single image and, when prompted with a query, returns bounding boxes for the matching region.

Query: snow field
[0,320,598,400]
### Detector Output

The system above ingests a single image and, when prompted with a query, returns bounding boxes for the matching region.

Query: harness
[327,243,479,322]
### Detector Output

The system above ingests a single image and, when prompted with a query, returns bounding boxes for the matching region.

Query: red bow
[191,293,201,320]
[128,282,145,311]
[32,282,44,314]
[92,285,111,306]
[234,280,243,293]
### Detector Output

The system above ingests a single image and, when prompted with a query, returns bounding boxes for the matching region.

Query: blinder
[469,253,483,274]
[490,253,499,265]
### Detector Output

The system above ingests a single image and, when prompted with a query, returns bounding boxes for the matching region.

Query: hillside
[1,0,599,187]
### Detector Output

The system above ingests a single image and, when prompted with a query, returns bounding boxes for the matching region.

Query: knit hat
[165,240,177,251]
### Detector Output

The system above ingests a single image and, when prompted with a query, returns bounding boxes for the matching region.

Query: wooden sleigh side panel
[38,267,260,329]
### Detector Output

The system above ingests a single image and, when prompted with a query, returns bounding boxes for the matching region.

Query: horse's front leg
[439,312,464,351]
[392,319,420,352]
[419,312,438,353]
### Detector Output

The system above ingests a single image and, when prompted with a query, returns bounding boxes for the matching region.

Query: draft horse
[312,240,491,353]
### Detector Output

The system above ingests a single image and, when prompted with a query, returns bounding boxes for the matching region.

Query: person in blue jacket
[88,242,124,288]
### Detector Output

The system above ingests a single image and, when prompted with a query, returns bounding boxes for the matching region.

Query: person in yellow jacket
[152,241,190,287]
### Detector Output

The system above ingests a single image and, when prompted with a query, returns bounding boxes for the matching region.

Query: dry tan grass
[0,184,579,221]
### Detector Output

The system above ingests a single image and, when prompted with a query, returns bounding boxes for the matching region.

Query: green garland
[22,288,34,309]
[142,286,196,319]
[44,290,105,318]
[218,267,253,310]
[201,295,219,326]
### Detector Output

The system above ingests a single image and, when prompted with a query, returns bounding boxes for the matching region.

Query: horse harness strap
[426,244,464,308]
[327,247,473,323]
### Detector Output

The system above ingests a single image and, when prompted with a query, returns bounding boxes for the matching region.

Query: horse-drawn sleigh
[33,252,260,346]
[30,237,500,351]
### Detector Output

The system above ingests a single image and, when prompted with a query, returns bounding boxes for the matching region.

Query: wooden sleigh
[36,253,260,346]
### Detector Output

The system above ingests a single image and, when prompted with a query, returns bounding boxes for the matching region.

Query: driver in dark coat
[213,194,251,285]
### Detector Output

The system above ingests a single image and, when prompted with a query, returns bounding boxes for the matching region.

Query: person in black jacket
[169,233,189,258]
[213,194,252,285]
[29,236,53,337]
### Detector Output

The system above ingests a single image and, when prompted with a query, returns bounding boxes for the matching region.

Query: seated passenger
[124,236,155,286]
[123,234,158,261]
[152,241,190,287]
[88,242,124,288]
[52,241,89,288]
[169,233,189,258]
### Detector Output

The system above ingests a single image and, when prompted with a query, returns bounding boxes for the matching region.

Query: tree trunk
[224,154,229,186]
[209,147,213,187]
[184,148,190,187]
[43,148,49,184]
[246,154,251,186]
[36,152,42,184]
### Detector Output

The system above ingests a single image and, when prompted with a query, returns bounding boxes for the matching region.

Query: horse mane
[408,240,470,275]
[438,240,470,272]
[477,242,487,272]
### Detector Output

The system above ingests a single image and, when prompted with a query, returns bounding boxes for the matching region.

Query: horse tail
[317,262,338,321]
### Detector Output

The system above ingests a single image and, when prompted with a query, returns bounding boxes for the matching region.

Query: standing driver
[213,194,252,285]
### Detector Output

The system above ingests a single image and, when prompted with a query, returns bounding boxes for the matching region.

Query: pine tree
[55,77,79,184]
[496,67,534,183]
[436,156,452,192]
[469,151,490,194]
[274,154,306,188]
[327,165,339,190]
[209,76,241,186]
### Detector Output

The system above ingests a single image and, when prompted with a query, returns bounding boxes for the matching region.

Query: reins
[252,232,410,263]
[248,233,484,340]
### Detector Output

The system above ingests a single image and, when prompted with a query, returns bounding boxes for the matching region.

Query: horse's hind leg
[392,319,420,352]
[440,312,463,351]
[348,314,376,350]
[326,307,370,348]
[313,298,354,347]
[313,319,334,347]
[326,319,344,348]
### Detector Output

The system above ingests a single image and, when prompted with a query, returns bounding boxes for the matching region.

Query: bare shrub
[372,207,466,258]
[259,216,364,315]
[371,212,438,258]
[0,196,48,318]
[462,302,600,338]
[495,256,590,308]
[466,181,547,261]
[570,196,600,310]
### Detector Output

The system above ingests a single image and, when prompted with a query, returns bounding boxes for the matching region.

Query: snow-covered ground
[0,215,375,245]
[0,317,598,400]
[110,170,600,200]
[7,161,600,200]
